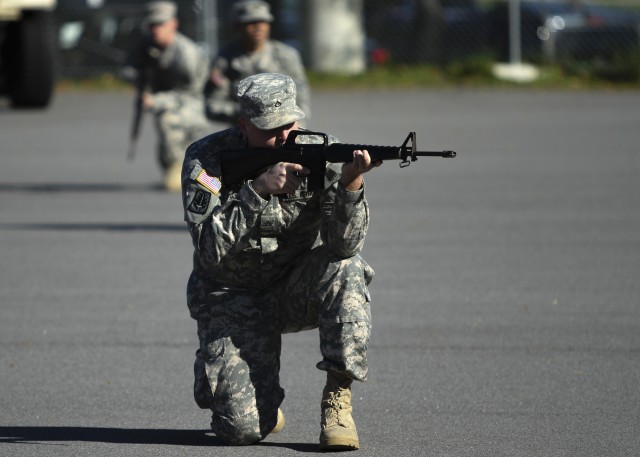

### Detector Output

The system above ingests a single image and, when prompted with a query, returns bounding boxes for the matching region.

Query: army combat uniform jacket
[181,127,373,444]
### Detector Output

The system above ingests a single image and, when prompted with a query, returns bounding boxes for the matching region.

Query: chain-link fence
[53,0,640,80]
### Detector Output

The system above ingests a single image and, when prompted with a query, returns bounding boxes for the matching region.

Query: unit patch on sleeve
[188,189,212,215]
[196,170,222,195]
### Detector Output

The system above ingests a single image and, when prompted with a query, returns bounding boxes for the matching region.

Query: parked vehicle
[489,0,640,63]
[0,0,57,108]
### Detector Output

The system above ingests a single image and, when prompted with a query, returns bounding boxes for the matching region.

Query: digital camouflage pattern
[144,1,176,24]
[182,127,374,445]
[233,0,274,23]
[205,39,311,125]
[237,73,305,130]
[122,32,210,169]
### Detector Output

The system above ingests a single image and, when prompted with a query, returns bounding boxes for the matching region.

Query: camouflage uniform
[205,41,310,125]
[182,74,373,445]
[122,30,210,171]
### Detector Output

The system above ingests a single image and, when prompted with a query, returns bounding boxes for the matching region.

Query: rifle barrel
[415,150,457,158]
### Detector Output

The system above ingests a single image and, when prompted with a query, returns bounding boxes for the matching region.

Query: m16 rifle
[213,130,456,191]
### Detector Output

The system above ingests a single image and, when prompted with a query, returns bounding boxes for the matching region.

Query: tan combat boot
[271,408,286,434]
[319,372,359,451]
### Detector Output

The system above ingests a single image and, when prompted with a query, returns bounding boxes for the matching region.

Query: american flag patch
[196,170,222,195]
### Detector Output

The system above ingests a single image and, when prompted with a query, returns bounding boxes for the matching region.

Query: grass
[56,73,132,92]
[56,56,640,93]
[308,54,640,91]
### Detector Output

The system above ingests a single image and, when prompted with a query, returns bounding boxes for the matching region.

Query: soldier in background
[204,0,310,126]
[121,1,210,191]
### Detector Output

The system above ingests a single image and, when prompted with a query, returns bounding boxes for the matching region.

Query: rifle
[127,86,145,162]
[212,130,456,191]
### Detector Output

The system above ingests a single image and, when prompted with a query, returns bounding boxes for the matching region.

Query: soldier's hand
[339,150,382,191]
[210,69,228,87]
[252,162,310,199]
[142,92,154,109]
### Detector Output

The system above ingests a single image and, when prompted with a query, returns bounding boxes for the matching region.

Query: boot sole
[319,439,360,451]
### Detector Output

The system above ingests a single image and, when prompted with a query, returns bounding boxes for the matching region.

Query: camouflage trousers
[192,245,373,445]
[154,104,210,171]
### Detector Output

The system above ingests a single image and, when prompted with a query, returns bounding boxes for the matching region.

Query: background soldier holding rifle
[121,1,210,191]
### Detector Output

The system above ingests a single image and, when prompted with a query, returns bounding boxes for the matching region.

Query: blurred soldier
[121,1,210,191]
[183,73,380,450]
[205,0,311,126]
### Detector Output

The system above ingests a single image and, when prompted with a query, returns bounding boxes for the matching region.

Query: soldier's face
[149,18,178,49]
[240,21,270,47]
[241,120,298,149]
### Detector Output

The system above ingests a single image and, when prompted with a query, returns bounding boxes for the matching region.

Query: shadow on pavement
[0,182,164,193]
[0,426,215,446]
[0,426,318,451]
[0,223,186,232]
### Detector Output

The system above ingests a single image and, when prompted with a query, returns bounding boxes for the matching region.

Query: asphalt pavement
[1,87,639,457]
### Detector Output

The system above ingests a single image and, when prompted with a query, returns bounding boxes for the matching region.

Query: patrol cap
[237,73,305,130]
[233,0,274,23]
[144,1,177,25]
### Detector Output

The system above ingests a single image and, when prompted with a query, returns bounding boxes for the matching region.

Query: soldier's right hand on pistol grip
[252,162,309,199]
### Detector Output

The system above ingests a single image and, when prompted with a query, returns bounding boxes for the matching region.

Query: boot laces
[323,387,353,427]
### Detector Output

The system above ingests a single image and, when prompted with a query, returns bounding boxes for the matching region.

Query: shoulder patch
[188,189,211,215]
[196,170,222,195]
